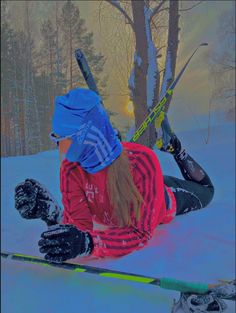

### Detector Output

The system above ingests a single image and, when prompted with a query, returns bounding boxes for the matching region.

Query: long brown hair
[107,150,144,227]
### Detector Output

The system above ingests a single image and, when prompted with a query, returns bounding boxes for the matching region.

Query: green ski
[1,250,218,294]
[130,43,208,144]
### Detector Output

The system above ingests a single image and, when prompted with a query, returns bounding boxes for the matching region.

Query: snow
[128,53,142,96]
[160,49,173,99]
[128,68,135,93]
[135,52,142,67]
[1,123,235,313]
[144,5,158,109]
[128,5,158,108]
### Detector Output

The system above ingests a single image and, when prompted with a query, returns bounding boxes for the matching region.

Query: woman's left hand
[38,224,94,263]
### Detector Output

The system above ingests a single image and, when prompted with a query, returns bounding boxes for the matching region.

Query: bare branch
[151,0,167,20]
[157,45,166,52]
[98,1,103,34]
[179,1,203,12]
[107,92,130,96]
[152,7,169,15]
[217,62,235,70]
[225,94,235,99]
[151,19,159,34]
[214,68,234,74]
[150,4,168,35]
[104,0,134,30]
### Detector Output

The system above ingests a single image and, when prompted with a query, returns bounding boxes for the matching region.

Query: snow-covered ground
[1,122,235,313]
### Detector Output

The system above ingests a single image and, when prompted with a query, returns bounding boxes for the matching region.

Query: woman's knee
[202,185,214,208]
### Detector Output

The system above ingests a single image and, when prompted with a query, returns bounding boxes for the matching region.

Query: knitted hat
[52,88,123,173]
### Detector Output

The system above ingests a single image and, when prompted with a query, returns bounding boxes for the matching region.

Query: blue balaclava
[52,88,123,174]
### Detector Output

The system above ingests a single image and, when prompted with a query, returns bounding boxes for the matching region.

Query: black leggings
[164,152,214,215]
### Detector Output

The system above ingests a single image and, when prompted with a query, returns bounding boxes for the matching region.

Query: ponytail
[107,150,143,227]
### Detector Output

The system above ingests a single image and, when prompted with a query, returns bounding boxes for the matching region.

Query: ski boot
[172,292,227,313]
[155,112,211,184]
[155,111,182,156]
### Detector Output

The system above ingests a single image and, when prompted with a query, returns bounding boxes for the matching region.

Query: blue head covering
[52,88,123,173]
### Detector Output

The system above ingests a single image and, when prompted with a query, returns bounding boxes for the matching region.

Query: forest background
[1,0,235,157]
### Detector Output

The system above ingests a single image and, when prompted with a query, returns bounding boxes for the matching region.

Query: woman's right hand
[15,178,62,226]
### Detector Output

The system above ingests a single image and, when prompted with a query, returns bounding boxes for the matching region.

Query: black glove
[15,178,62,226]
[38,224,94,263]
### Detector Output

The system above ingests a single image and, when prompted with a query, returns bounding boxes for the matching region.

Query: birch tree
[102,0,177,147]
[105,0,202,148]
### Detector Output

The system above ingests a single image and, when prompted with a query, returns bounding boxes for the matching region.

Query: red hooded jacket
[60,142,176,258]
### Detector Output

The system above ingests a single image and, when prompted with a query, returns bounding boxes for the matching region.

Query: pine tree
[35,10,67,150]
[1,1,24,156]
[36,19,59,149]
[22,1,41,154]
[60,0,106,93]
[1,1,15,156]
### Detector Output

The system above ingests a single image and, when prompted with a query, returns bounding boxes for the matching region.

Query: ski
[130,43,208,143]
[1,251,235,300]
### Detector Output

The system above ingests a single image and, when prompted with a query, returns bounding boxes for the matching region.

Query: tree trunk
[160,0,179,112]
[69,19,73,89]
[55,1,61,95]
[131,0,155,148]
[24,1,41,154]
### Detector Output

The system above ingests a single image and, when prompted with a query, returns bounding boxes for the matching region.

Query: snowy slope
[1,123,235,313]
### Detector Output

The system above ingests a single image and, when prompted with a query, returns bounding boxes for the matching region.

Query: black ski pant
[164,153,214,216]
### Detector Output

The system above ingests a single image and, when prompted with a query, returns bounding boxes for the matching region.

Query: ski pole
[1,251,210,294]
[74,48,122,140]
[130,43,208,142]
[75,49,100,95]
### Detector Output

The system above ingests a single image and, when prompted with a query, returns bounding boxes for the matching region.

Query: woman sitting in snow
[15,88,214,262]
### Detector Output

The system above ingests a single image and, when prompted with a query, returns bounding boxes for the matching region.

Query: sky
[5,0,235,133]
